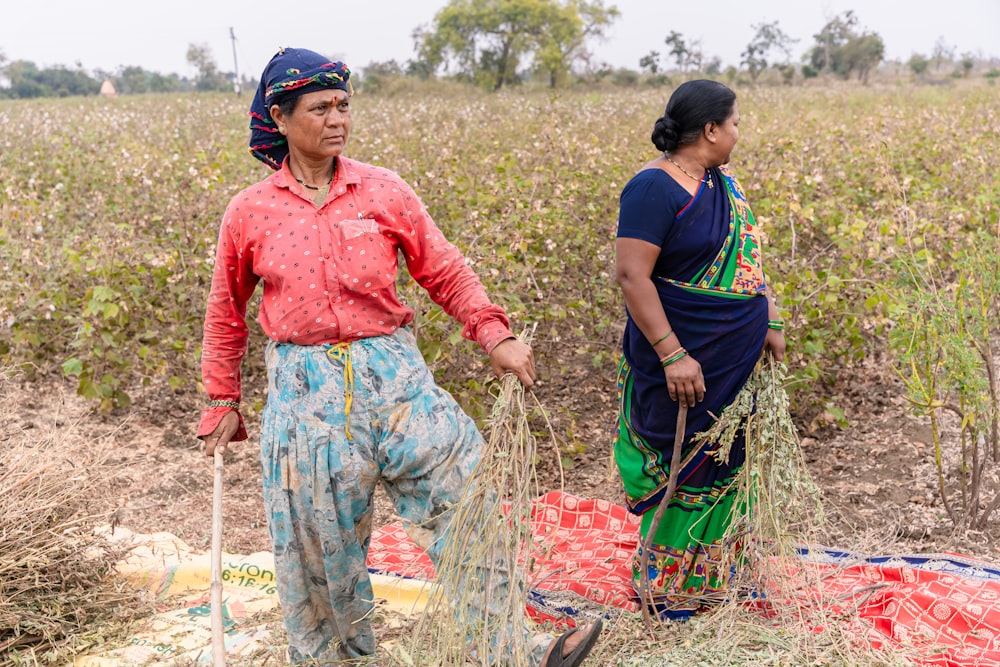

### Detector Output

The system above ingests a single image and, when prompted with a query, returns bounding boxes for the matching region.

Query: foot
[540,620,602,667]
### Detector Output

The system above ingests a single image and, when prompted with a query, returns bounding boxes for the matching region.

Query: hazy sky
[3,0,997,79]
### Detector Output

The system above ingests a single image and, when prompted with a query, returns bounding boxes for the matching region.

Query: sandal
[543,618,603,667]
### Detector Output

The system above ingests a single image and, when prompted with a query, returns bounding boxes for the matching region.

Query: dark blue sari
[613,165,769,613]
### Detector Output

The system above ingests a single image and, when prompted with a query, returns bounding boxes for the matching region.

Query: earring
[279,127,287,135]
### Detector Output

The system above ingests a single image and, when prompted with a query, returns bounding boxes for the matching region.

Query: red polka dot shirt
[198,157,513,439]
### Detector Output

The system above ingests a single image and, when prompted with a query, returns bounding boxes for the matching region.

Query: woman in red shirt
[197,47,600,667]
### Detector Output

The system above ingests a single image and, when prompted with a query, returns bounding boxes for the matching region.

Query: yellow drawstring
[326,343,354,440]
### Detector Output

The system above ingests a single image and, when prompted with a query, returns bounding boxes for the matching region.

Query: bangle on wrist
[659,347,688,367]
[208,399,240,410]
[658,345,684,361]
[661,352,688,367]
[650,330,673,347]
[767,319,784,331]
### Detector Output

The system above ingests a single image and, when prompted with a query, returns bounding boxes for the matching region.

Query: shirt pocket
[337,218,396,294]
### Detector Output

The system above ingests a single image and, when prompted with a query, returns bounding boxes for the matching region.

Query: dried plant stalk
[0,371,141,663]
[566,356,912,666]
[636,355,908,666]
[406,331,542,666]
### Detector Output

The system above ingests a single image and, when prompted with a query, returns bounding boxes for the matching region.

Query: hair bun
[651,116,679,152]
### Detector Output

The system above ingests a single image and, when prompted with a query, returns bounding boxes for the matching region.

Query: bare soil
[12,355,1000,566]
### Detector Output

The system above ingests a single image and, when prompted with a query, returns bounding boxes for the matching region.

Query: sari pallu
[613,166,768,617]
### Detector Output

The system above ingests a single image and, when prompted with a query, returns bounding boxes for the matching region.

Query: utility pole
[230,27,241,96]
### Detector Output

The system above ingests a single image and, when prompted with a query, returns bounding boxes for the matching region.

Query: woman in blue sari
[613,80,786,617]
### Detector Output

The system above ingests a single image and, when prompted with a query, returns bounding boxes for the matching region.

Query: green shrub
[1,85,996,439]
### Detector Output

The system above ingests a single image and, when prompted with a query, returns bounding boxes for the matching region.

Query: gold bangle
[208,399,240,410]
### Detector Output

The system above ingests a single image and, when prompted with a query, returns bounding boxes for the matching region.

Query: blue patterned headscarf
[249,47,353,170]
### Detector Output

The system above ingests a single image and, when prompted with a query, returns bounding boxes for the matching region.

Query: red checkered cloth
[366,491,1000,665]
[366,491,641,620]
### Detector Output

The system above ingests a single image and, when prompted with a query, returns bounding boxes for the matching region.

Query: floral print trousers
[260,328,549,664]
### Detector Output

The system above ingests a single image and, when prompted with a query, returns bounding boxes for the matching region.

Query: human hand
[488,338,537,389]
[764,328,786,363]
[664,355,705,407]
[202,410,240,456]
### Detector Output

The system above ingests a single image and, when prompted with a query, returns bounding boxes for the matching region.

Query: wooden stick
[211,450,226,666]
[639,403,688,637]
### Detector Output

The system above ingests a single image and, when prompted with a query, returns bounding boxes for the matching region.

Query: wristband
[208,399,240,410]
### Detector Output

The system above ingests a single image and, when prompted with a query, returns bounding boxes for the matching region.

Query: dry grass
[379,357,926,666]
[372,357,926,666]
[582,358,916,667]
[403,330,548,666]
[0,370,145,665]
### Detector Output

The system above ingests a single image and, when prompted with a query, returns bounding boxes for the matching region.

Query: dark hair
[274,93,300,118]
[651,80,736,153]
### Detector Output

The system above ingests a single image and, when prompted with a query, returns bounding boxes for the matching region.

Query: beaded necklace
[664,154,713,189]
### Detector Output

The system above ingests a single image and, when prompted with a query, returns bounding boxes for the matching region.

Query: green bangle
[650,330,673,347]
[768,319,784,331]
[660,351,688,367]
[209,399,240,410]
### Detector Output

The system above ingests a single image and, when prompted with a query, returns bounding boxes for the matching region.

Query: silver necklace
[664,154,713,189]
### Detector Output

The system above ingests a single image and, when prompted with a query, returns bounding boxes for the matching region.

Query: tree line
[0,43,252,99]
[1,2,996,99]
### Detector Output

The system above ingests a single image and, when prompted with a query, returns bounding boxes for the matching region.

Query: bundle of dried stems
[402,329,554,666]
[382,355,927,666]
[0,372,140,663]
[596,356,914,666]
